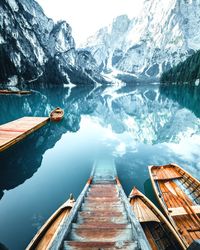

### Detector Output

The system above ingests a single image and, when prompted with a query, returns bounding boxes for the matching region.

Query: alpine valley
[83,0,200,83]
[1,0,200,86]
[1,1,200,250]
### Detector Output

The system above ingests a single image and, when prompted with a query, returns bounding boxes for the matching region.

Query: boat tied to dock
[26,159,151,250]
[50,107,64,122]
[129,187,185,249]
[149,163,200,249]
[0,89,32,95]
[26,195,75,250]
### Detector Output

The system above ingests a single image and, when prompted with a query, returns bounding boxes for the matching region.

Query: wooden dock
[0,117,49,152]
[37,160,151,250]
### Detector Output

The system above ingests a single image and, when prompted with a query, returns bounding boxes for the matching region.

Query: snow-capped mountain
[0,0,108,85]
[83,0,200,81]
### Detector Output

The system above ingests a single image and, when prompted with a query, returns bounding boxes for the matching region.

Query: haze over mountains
[83,0,200,82]
[1,0,200,85]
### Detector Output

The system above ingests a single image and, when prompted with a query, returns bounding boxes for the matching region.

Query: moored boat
[26,160,151,250]
[50,107,64,122]
[0,89,32,95]
[149,163,200,249]
[26,195,75,250]
[129,187,184,250]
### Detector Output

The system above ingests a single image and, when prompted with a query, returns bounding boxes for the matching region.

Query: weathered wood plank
[149,164,200,248]
[169,206,200,216]
[0,117,49,152]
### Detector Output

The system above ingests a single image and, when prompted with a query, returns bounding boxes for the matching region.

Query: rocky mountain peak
[0,0,109,85]
[48,20,75,60]
[82,0,200,82]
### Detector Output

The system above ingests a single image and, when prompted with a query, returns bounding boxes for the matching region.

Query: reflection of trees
[0,83,110,201]
[1,82,199,201]
[0,84,96,124]
[160,84,200,118]
[0,85,97,200]
[0,242,8,250]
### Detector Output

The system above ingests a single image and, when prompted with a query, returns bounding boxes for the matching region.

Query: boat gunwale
[25,198,75,250]
[129,187,186,249]
[150,163,200,184]
[0,90,32,95]
[148,163,200,248]
[45,166,95,249]
[116,178,151,250]
[50,107,64,121]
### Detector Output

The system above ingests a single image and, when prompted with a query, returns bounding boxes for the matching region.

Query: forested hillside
[161,50,200,83]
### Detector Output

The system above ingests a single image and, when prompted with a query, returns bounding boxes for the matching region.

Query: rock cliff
[0,0,108,85]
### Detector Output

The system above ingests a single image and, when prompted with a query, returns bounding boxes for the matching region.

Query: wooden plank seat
[168,205,200,216]
[149,164,200,248]
[153,167,182,181]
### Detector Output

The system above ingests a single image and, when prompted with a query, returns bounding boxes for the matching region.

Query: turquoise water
[0,83,200,249]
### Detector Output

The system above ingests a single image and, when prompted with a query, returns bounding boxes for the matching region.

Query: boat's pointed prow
[50,107,64,122]
[27,160,152,250]
[129,187,184,250]
[26,196,75,250]
[66,193,75,207]
[129,186,141,197]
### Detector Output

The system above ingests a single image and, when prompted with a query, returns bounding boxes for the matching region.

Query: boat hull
[27,160,151,250]
[129,187,185,250]
[26,198,75,250]
[0,90,31,95]
[149,163,200,248]
[50,107,64,122]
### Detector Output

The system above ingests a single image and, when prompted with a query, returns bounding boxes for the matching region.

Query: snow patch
[57,29,67,52]
[83,0,200,78]
[11,52,21,68]
[28,72,43,83]
[0,34,5,44]
[24,29,46,65]
[7,75,18,86]
[195,79,200,86]
[6,0,19,12]
[64,83,76,88]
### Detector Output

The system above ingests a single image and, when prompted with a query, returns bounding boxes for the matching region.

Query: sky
[37,0,143,46]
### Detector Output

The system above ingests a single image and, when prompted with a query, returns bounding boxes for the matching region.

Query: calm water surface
[0,83,200,250]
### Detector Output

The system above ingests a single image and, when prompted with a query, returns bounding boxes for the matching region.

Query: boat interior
[130,192,181,250]
[151,165,200,246]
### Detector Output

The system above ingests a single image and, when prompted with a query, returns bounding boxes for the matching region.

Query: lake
[0,82,200,250]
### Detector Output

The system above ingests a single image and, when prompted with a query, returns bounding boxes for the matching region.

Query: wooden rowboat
[50,107,64,122]
[26,160,151,250]
[26,195,75,250]
[0,89,31,95]
[149,163,200,249]
[129,187,184,250]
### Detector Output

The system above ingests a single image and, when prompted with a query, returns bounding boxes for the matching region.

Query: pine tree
[160,50,200,83]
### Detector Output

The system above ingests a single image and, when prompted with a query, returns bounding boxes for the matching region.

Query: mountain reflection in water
[0,83,200,250]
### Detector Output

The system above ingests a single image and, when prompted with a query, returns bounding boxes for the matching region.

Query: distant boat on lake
[50,107,64,122]
[0,89,31,95]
